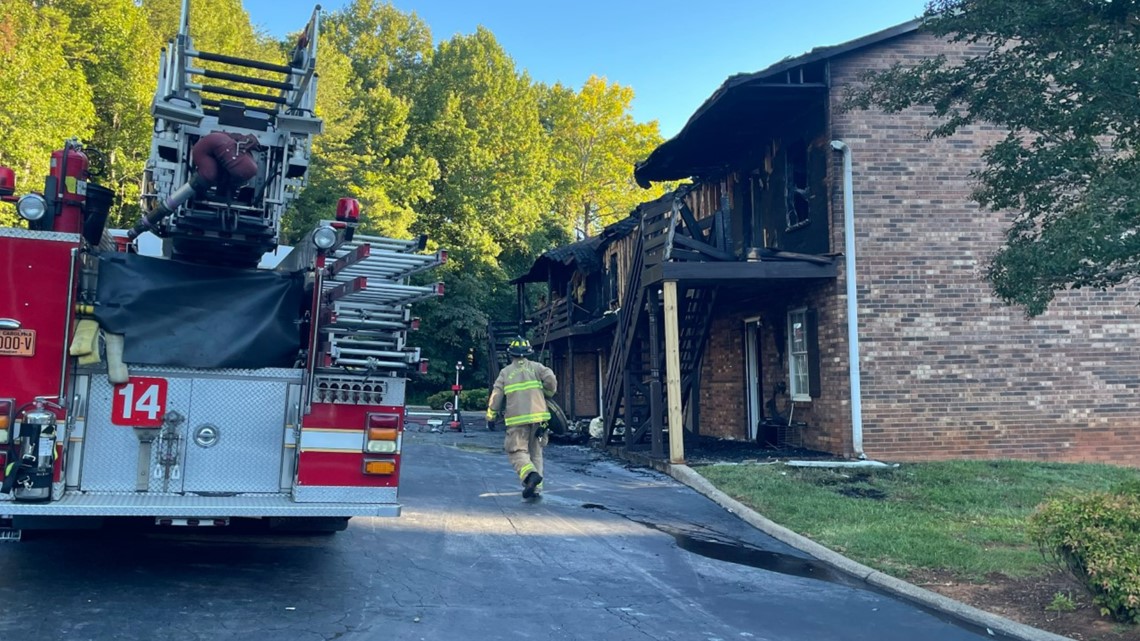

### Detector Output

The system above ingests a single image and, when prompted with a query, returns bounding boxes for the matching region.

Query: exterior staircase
[601,228,646,444]
[601,192,729,454]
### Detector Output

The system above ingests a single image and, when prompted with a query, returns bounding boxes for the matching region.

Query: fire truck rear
[0,2,443,539]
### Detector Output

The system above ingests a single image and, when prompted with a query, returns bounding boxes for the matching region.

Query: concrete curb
[662,463,1076,641]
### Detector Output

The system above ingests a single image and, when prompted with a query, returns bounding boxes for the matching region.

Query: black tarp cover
[94,251,305,370]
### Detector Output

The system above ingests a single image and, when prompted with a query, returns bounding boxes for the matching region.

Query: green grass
[697,459,1140,581]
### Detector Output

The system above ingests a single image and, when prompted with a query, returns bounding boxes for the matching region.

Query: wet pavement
[0,419,1014,641]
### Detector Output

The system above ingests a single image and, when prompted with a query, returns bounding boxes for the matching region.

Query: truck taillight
[365,413,401,454]
[0,398,12,443]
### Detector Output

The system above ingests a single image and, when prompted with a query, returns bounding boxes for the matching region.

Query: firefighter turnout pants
[505,423,548,489]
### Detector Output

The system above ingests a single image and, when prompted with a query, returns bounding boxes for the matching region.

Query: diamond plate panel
[0,228,81,243]
[293,485,398,504]
[122,365,302,382]
[181,378,288,493]
[82,375,194,492]
[0,491,398,517]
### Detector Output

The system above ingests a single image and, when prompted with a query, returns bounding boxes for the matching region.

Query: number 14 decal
[112,377,168,427]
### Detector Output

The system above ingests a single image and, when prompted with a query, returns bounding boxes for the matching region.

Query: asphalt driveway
[0,423,1014,641]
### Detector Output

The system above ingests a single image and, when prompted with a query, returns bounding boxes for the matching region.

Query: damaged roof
[634,19,922,186]
[511,212,642,284]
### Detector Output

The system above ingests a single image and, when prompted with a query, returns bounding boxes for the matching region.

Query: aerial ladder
[128,0,324,268]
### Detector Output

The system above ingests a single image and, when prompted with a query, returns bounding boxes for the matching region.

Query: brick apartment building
[503,20,1140,466]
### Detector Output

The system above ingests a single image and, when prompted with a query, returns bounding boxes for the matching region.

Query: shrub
[1027,490,1140,624]
[460,388,489,410]
[424,388,489,411]
[424,390,451,410]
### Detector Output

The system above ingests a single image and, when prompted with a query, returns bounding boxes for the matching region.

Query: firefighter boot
[522,471,542,499]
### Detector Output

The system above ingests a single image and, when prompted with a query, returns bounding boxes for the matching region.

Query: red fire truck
[0,3,443,539]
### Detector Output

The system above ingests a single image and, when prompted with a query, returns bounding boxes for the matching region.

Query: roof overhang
[634,19,922,186]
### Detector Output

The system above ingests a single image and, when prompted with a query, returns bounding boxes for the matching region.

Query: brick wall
[698,306,747,439]
[827,30,1140,466]
[696,287,852,453]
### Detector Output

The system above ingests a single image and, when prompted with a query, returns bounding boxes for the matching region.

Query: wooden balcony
[528,295,617,345]
[640,192,838,286]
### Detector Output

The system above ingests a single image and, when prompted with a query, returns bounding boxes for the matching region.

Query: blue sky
[243,0,930,139]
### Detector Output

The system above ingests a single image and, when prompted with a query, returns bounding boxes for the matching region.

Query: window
[788,308,811,401]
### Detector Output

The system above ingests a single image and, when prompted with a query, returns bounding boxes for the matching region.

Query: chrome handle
[0,318,20,330]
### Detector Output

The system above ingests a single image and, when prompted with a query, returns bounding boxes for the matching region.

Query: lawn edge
[665,462,1078,641]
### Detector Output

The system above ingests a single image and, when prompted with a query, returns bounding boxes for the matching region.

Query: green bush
[424,388,489,411]
[1027,489,1140,624]
[424,390,451,410]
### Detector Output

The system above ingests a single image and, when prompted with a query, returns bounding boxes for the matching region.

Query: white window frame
[787,308,812,402]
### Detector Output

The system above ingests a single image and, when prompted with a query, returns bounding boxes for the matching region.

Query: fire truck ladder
[141,0,323,268]
[317,234,446,372]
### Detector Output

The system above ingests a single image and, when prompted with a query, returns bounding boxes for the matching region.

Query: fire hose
[127,132,261,239]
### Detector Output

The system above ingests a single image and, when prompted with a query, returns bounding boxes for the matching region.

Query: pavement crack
[604,606,660,640]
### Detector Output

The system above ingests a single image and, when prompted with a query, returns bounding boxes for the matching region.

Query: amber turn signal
[363,460,396,475]
[367,427,398,442]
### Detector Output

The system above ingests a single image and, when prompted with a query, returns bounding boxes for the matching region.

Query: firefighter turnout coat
[486,358,557,427]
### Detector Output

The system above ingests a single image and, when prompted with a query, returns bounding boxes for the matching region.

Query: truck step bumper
[0,492,399,518]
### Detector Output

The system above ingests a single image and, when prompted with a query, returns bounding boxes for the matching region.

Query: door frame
[743,316,762,441]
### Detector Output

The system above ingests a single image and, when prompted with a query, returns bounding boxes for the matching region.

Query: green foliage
[0,0,96,225]
[408,27,553,266]
[540,75,668,236]
[408,260,505,393]
[143,0,278,59]
[286,0,438,243]
[844,0,1140,317]
[424,387,488,411]
[1028,490,1140,624]
[54,0,155,227]
[1046,591,1078,614]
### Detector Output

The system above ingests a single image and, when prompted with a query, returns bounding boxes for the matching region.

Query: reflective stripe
[519,463,535,480]
[505,411,550,426]
[504,380,543,394]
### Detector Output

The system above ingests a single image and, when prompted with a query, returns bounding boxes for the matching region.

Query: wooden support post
[647,288,664,458]
[623,368,635,448]
[663,280,685,464]
[568,337,576,419]
[690,357,702,438]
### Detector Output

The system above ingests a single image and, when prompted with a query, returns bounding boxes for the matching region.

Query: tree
[53,0,155,227]
[541,76,666,237]
[408,27,554,265]
[0,1,96,225]
[400,27,557,393]
[845,0,1140,317]
[284,0,438,242]
[143,0,276,60]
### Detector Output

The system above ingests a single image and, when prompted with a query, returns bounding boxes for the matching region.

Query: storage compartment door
[181,378,287,494]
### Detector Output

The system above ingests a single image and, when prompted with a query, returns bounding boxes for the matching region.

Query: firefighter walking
[486,337,557,499]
